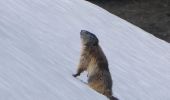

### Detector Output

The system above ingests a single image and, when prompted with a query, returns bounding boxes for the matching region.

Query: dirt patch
[87,0,170,43]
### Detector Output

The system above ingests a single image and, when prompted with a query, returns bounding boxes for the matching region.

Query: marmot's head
[80,30,99,46]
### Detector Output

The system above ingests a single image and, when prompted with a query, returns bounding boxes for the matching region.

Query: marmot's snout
[80,30,90,40]
[80,30,89,36]
[80,30,96,38]
[81,30,88,34]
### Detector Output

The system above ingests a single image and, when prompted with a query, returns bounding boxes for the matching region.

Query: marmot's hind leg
[88,82,118,100]
[88,83,119,100]
[88,81,105,94]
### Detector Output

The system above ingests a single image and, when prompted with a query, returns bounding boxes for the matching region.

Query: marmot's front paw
[72,74,79,77]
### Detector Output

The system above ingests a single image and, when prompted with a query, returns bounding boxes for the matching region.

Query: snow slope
[0,0,170,100]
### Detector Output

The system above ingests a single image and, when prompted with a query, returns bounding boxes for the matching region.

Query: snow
[0,0,170,100]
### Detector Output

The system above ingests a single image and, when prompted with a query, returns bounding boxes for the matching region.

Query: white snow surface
[0,0,170,100]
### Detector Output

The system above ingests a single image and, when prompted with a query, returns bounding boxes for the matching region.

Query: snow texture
[0,0,170,100]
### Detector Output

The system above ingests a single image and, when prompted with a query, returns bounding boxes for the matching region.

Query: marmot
[73,30,118,100]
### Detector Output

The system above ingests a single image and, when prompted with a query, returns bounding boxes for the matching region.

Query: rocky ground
[87,0,170,43]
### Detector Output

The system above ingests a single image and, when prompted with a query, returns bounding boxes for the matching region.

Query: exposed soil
[87,0,170,43]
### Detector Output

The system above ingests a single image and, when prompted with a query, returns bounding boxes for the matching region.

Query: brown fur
[73,30,118,100]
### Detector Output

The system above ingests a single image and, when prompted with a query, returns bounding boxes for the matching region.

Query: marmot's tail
[109,96,119,100]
